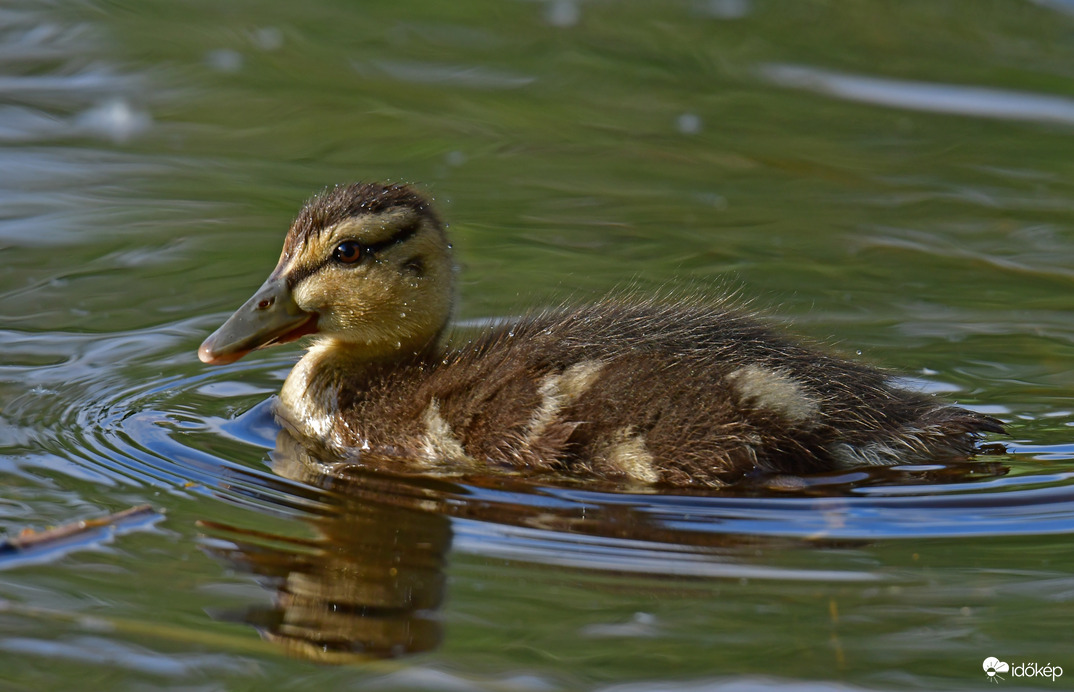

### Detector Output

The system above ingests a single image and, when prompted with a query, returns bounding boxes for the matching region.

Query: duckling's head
[199,183,454,365]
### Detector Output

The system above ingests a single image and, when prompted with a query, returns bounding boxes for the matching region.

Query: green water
[2,0,1073,689]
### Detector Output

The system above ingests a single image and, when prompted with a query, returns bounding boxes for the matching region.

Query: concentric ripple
[5,317,1074,589]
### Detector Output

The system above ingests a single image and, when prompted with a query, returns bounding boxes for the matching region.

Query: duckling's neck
[277,336,436,448]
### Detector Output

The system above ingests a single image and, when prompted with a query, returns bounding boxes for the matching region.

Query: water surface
[2,1,1073,689]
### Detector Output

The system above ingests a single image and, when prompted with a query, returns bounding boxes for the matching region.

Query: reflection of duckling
[205,428,450,662]
[199,182,1003,487]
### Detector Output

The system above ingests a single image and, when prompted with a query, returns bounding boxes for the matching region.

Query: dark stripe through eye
[287,219,424,287]
[362,220,421,255]
[333,220,421,266]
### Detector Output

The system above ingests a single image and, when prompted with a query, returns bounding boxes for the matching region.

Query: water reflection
[203,430,451,662]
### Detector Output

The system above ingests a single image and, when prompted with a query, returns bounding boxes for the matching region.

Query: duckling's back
[333,299,1003,486]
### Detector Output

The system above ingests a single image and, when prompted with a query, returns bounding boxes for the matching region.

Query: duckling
[198,182,1004,487]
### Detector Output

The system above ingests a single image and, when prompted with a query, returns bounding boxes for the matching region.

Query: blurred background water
[1,0,1073,689]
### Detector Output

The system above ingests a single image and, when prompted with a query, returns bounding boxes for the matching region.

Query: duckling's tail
[926,406,1006,437]
[830,405,1005,468]
[911,405,1006,459]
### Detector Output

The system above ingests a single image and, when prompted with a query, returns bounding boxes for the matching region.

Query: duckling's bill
[198,275,318,365]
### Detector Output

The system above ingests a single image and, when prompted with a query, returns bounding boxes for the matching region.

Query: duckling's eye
[333,241,363,264]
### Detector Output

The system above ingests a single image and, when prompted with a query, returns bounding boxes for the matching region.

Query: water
[2,0,1073,689]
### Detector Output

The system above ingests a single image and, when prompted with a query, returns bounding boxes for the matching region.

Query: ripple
[0,322,329,514]
[353,59,536,89]
[6,318,1074,581]
[451,519,883,580]
[0,636,259,677]
[760,63,1074,126]
[2,321,1070,663]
